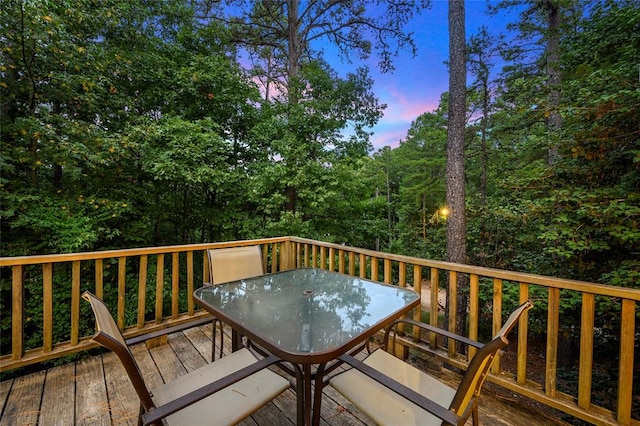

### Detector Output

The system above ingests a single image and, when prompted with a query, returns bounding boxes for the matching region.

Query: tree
[0,0,266,252]
[446,0,467,336]
[200,0,428,213]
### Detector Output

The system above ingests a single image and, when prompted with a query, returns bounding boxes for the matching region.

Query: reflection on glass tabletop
[194,268,419,354]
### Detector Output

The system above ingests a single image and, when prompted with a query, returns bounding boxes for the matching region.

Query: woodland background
[2,0,637,286]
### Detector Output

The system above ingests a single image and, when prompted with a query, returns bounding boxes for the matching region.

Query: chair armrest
[141,355,283,425]
[337,354,461,426]
[384,318,484,349]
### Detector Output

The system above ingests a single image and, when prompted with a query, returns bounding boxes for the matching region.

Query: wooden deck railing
[1,236,638,425]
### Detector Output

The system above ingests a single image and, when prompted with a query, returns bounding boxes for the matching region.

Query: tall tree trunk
[285,0,300,212]
[446,0,468,338]
[286,0,301,101]
[546,0,562,163]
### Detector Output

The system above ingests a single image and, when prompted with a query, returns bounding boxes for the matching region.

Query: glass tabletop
[194,268,419,356]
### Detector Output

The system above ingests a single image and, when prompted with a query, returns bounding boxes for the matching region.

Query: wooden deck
[0,323,570,426]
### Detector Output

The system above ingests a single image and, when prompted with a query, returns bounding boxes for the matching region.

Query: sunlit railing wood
[1,236,638,425]
[0,237,295,372]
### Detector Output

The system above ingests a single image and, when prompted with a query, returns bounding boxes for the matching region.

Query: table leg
[303,364,313,425]
[293,364,305,426]
[292,363,314,425]
[311,363,327,426]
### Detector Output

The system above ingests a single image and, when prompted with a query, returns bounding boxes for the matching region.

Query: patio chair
[329,300,534,426]
[82,291,289,426]
[206,245,264,360]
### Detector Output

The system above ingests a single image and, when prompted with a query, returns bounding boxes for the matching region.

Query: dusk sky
[324,1,518,152]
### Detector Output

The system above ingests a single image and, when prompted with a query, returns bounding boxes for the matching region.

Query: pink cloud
[370,127,407,150]
[368,83,442,151]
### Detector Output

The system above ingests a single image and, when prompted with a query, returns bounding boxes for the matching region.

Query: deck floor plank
[130,343,165,390]
[0,379,12,420]
[75,355,111,426]
[39,361,75,426]
[0,324,571,425]
[182,323,215,360]
[102,351,138,425]
[0,369,45,426]
[166,332,208,372]
[148,338,188,383]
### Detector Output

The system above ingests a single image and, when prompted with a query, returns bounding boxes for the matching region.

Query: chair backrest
[207,245,264,285]
[82,291,156,412]
[495,300,534,339]
[449,300,534,417]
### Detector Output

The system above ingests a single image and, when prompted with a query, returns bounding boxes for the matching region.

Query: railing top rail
[288,237,640,301]
[2,235,638,301]
[0,237,290,266]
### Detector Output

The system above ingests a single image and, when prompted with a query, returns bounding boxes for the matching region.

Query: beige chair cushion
[331,349,456,426]
[152,348,289,425]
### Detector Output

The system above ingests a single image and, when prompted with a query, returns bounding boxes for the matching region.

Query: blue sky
[324,1,518,152]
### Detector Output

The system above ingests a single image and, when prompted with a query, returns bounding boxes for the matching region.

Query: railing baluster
[359,253,366,278]
[187,251,194,315]
[429,267,439,349]
[171,253,179,319]
[338,249,345,273]
[328,247,335,271]
[137,255,148,328]
[155,254,164,323]
[348,252,355,276]
[398,262,406,287]
[384,258,391,284]
[578,292,594,409]
[95,259,103,299]
[304,244,310,267]
[517,283,530,385]
[43,263,53,352]
[468,274,479,360]
[71,261,81,344]
[117,257,126,329]
[371,257,379,282]
[413,265,422,341]
[203,249,210,284]
[320,246,326,269]
[546,287,560,396]
[312,245,318,268]
[12,265,23,360]
[491,278,503,374]
[397,262,406,336]
[273,243,280,272]
[448,271,457,357]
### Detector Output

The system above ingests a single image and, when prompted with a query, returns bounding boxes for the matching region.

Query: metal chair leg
[212,318,225,361]
[472,399,479,426]
[213,319,223,361]
[218,320,224,359]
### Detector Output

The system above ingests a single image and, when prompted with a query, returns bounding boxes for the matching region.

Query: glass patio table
[193,268,420,426]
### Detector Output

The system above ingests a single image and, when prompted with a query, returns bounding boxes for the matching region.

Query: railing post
[617,299,635,425]
[280,240,296,270]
